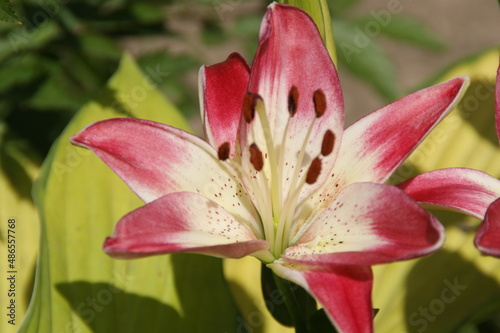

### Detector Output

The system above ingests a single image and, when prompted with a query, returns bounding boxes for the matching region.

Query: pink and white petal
[397,168,500,219]
[475,198,500,257]
[242,3,344,204]
[199,53,250,158]
[315,76,469,206]
[104,192,272,262]
[71,118,262,236]
[270,262,374,333]
[285,183,444,266]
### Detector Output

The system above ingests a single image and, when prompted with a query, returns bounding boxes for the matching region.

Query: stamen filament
[276,115,293,221]
[275,117,318,254]
[253,97,282,229]
[227,159,271,241]
[227,159,267,238]
[280,172,309,251]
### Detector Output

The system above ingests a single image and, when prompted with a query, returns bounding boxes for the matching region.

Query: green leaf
[0,20,61,61]
[280,0,337,65]
[376,48,500,333]
[369,15,446,50]
[79,34,121,60]
[0,0,20,24]
[0,55,45,93]
[19,53,241,333]
[327,0,360,13]
[130,3,164,23]
[0,125,40,333]
[308,309,338,333]
[225,257,295,333]
[334,20,399,101]
[261,264,293,327]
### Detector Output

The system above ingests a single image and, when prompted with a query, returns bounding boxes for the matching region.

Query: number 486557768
[7,218,16,268]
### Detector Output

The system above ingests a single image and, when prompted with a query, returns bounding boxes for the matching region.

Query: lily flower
[71,3,495,332]
[474,58,500,256]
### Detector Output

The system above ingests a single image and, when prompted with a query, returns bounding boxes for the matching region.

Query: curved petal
[286,183,444,266]
[104,192,272,261]
[319,77,469,201]
[270,262,373,333]
[397,168,500,219]
[475,198,500,257]
[199,53,250,159]
[71,118,262,236]
[242,3,344,205]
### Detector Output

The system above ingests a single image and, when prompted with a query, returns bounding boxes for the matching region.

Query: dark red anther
[306,157,322,184]
[249,143,264,171]
[243,92,257,123]
[243,92,264,123]
[313,89,327,118]
[321,130,335,156]
[288,86,299,117]
[218,142,230,161]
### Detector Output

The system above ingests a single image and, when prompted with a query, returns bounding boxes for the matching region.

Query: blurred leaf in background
[0,0,216,158]
[329,0,446,101]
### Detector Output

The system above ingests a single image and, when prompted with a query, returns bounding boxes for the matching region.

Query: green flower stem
[272,272,310,333]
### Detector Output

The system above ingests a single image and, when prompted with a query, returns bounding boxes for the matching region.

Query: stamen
[305,157,322,184]
[218,142,230,161]
[288,86,299,117]
[313,89,327,118]
[243,92,259,123]
[321,130,335,156]
[249,143,264,171]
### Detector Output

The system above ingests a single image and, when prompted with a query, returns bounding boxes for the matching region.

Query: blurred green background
[1,0,498,159]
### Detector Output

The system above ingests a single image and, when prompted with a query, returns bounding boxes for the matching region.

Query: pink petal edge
[397,168,500,219]
[286,183,444,266]
[326,76,469,190]
[71,118,263,236]
[475,198,500,257]
[199,52,250,159]
[103,192,272,261]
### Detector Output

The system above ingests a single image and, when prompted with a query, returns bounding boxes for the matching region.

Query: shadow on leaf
[457,79,497,147]
[56,282,180,333]
[404,249,500,333]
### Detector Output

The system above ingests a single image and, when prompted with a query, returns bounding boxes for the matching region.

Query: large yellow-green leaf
[0,126,40,333]
[19,53,241,333]
[375,48,500,332]
[280,0,337,65]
